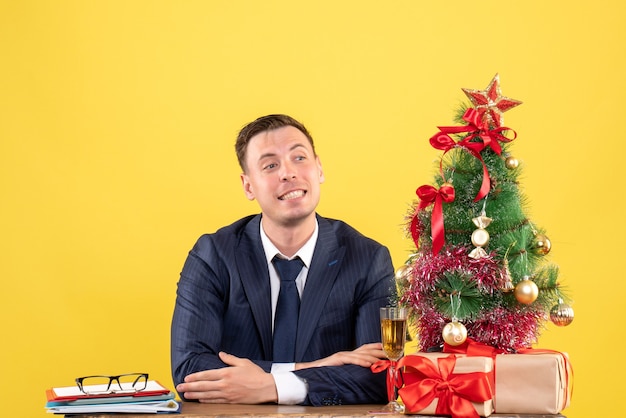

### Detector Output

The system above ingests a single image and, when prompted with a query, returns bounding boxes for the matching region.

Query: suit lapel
[235,215,273,360]
[296,216,345,360]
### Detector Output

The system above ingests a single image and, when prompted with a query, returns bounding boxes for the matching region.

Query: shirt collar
[260,218,318,268]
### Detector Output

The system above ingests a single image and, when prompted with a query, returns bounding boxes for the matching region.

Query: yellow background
[1,1,623,416]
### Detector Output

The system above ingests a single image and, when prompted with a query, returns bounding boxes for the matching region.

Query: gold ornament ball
[514,279,539,304]
[471,228,490,247]
[395,264,410,281]
[442,321,468,346]
[505,156,519,169]
[533,234,552,255]
[550,303,575,326]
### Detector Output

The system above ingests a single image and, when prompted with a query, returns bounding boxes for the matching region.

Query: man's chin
[278,211,316,228]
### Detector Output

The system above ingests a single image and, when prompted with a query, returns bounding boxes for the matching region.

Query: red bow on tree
[415,183,455,255]
[429,108,517,202]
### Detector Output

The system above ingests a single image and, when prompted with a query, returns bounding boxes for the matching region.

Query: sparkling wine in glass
[380,307,407,413]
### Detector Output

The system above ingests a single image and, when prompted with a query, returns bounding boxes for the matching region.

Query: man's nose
[279,161,297,181]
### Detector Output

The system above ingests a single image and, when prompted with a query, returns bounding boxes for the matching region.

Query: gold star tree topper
[462,74,522,127]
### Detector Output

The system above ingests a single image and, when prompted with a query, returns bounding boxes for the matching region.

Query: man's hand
[176,352,278,404]
[295,342,386,370]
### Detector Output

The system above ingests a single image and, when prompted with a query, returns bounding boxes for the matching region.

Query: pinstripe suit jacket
[171,213,395,405]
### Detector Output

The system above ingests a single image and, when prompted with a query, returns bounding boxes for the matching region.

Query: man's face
[241,126,324,228]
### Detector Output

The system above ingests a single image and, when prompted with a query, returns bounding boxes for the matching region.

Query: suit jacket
[171,214,395,405]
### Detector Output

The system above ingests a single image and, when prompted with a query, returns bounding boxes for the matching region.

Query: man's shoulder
[194,214,259,248]
[214,214,259,235]
[317,215,386,249]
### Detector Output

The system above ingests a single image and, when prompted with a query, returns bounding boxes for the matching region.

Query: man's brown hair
[235,114,316,172]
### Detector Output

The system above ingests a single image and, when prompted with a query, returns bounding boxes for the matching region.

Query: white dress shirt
[260,219,318,405]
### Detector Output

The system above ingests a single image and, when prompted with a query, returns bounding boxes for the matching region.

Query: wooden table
[68,401,567,417]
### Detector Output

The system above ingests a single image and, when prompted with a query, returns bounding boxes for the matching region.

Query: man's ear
[316,156,325,184]
[241,173,256,201]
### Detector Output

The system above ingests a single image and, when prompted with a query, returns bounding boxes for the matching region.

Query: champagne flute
[379,307,407,413]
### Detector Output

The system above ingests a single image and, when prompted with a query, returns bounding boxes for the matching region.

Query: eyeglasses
[75,373,149,395]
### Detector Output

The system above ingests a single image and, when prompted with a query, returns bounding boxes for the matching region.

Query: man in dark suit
[171,114,396,405]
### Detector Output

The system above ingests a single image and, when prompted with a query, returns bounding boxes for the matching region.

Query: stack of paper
[45,380,180,414]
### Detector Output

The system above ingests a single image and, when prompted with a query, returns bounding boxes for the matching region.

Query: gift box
[493,352,572,414]
[440,339,573,414]
[397,353,494,418]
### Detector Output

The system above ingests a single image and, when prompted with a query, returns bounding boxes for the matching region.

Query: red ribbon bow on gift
[397,355,493,418]
[415,183,455,255]
[429,108,517,202]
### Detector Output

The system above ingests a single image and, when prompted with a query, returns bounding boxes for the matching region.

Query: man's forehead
[249,127,311,151]
[251,125,306,140]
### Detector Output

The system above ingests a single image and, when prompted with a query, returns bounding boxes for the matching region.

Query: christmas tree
[398,74,574,352]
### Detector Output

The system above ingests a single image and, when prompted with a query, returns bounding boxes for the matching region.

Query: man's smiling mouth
[278,190,306,200]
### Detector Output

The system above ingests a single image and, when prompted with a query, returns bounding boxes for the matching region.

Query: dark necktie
[272,256,304,362]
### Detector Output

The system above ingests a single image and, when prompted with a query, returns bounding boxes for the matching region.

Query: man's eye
[295,155,306,161]
[264,163,277,170]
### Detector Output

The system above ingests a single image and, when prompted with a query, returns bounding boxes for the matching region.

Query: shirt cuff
[270,364,307,405]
